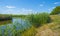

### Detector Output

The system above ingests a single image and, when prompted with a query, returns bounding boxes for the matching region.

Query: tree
[50,6,60,15]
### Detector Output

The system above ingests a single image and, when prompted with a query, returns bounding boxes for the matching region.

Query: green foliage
[0,19,34,36]
[26,13,51,27]
[12,15,26,18]
[50,6,60,15]
[21,26,36,36]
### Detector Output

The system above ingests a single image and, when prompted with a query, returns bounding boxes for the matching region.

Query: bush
[26,13,51,27]
[50,6,60,15]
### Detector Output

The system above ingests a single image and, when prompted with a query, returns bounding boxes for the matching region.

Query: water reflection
[0,18,32,36]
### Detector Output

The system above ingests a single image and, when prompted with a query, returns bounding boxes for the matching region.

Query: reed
[26,13,51,27]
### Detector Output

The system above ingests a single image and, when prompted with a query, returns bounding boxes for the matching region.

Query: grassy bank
[25,13,51,27]
[0,13,60,36]
[0,20,12,25]
[21,26,36,36]
[35,15,60,36]
[0,14,26,19]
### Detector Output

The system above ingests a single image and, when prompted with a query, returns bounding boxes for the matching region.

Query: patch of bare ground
[35,22,60,36]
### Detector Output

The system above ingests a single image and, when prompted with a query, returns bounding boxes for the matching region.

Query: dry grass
[21,26,36,36]
[35,15,60,36]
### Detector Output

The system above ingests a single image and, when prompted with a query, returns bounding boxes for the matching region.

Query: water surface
[0,18,32,36]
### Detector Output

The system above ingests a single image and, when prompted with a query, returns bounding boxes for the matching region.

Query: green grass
[0,14,60,36]
[0,20,12,25]
[0,14,26,19]
[21,26,36,36]
[25,13,51,27]
[35,15,60,36]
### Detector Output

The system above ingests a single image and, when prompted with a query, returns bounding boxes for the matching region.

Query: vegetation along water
[0,6,60,36]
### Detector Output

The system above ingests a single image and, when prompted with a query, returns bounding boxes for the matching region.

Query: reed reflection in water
[0,18,32,36]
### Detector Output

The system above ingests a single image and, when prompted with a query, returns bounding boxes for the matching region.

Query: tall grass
[21,26,36,36]
[0,19,36,36]
[26,13,51,27]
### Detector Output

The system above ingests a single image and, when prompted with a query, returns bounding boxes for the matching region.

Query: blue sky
[0,0,60,15]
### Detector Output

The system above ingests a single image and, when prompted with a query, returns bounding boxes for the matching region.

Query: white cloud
[52,7,55,9]
[40,4,44,7]
[18,8,35,15]
[21,8,33,12]
[0,8,36,15]
[6,5,16,9]
[48,9,51,11]
[54,2,60,4]
[48,7,55,11]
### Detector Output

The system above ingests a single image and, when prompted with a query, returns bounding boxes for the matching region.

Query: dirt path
[35,15,60,36]
[35,28,60,36]
[35,23,60,36]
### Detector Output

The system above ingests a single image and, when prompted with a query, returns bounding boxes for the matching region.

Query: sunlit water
[0,18,32,36]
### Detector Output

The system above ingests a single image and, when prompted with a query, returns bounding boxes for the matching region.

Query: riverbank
[0,14,26,18]
[35,15,60,36]
[0,20,12,25]
[0,14,60,36]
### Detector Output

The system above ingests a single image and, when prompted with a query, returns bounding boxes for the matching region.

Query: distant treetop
[50,6,60,15]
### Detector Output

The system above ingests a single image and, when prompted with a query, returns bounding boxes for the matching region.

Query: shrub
[50,6,60,15]
[26,13,51,27]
